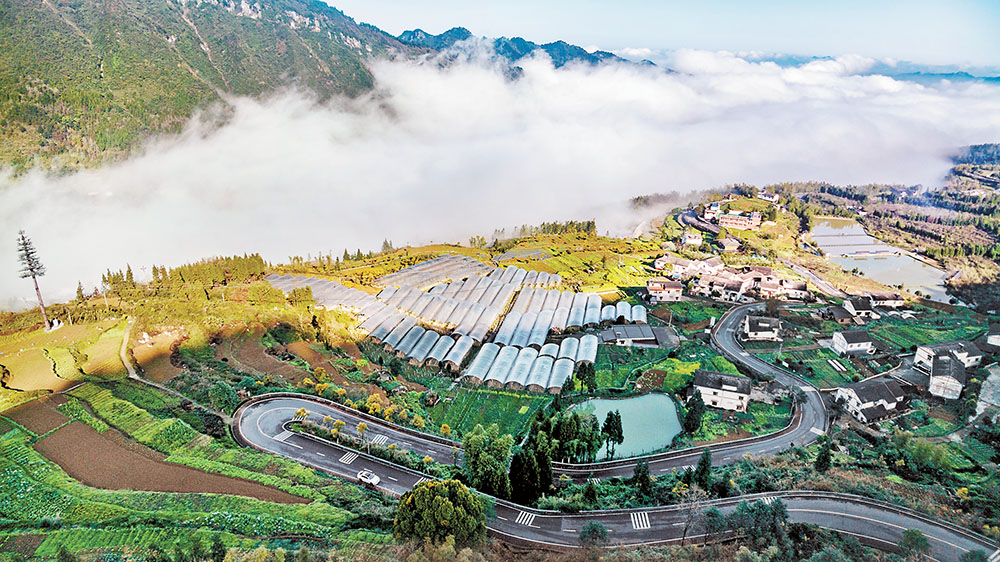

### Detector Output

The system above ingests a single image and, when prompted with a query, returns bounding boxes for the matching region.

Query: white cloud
[2,48,999,309]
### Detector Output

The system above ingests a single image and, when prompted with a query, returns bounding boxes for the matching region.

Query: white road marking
[387,476,398,482]
[414,477,430,487]
[788,508,971,552]
[762,496,777,505]
[338,452,359,465]
[800,386,817,392]
[371,434,389,446]
[810,427,824,435]
[273,430,293,442]
[515,511,537,526]
[988,549,1000,562]
[630,511,651,530]
[315,452,325,457]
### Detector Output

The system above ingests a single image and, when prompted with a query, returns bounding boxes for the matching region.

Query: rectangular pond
[571,393,681,459]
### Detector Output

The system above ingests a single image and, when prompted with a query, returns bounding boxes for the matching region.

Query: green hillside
[0,0,418,173]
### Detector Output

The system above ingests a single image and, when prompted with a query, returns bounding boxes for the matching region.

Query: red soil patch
[133,332,184,383]
[219,332,308,384]
[287,341,333,370]
[5,397,68,434]
[1,534,43,557]
[35,422,305,504]
[634,369,668,391]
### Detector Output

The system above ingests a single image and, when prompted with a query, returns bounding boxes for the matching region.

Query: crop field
[79,321,128,377]
[574,345,673,390]
[756,347,856,388]
[650,301,728,334]
[132,331,184,382]
[687,400,792,444]
[869,319,986,351]
[428,387,551,438]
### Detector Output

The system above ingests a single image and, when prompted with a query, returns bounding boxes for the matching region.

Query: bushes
[57,398,110,434]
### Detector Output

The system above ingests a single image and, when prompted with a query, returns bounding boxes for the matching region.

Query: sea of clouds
[2,47,999,309]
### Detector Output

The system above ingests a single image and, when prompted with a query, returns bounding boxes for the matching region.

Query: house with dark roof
[928,354,967,400]
[915,341,983,372]
[693,369,752,412]
[743,315,781,341]
[832,330,875,356]
[829,305,854,325]
[844,297,876,319]
[835,378,906,424]
[647,278,683,302]
[987,325,1000,348]
[717,238,741,253]
[868,292,905,308]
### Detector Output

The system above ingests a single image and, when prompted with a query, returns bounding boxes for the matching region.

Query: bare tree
[17,230,49,329]
[679,486,709,546]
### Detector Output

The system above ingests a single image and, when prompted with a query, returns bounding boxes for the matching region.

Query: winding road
[232,303,995,561]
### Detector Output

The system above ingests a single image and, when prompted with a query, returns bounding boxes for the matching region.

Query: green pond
[572,393,682,459]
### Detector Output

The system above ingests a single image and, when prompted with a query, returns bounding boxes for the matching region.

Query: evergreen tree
[632,460,652,497]
[694,448,712,490]
[16,230,49,328]
[815,436,832,473]
[509,446,541,505]
[683,390,705,434]
[601,410,624,459]
[343,249,350,262]
[295,546,311,562]
[76,281,85,302]
[125,264,135,287]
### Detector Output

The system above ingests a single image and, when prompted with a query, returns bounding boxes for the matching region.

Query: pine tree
[17,230,49,328]
[694,448,712,490]
[76,282,85,303]
[683,390,705,434]
[815,436,832,473]
[125,264,134,287]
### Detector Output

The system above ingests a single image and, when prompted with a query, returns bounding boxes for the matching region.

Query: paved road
[677,210,720,235]
[231,304,997,560]
[235,395,995,560]
[780,258,849,298]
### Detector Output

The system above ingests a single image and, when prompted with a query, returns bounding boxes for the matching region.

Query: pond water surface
[572,393,682,459]
[809,217,950,302]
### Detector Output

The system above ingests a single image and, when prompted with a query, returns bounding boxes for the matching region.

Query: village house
[646,278,683,302]
[867,292,905,308]
[828,305,855,325]
[986,325,1000,347]
[703,201,722,221]
[654,255,724,278]
[693,369,753,412]
[844,297,876,319]
[717,238,740,253]
[718,210,763,231]
[681,230,703,246]
[780,279,810,300]
[915,341,983,371]
[832,330,875,356]
[928,353,966,400]
[743,315,781,341]
[835,378,906,424]
[600,324,671,348]
[757,191,780,204]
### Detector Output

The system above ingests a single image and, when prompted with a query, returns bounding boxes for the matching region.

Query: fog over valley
[2,47,999,309]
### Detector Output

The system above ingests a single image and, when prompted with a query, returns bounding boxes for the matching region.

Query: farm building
[693,370,752,412]
[867,292,904,308]
[987,325,1000,347]
[828,306,854,325]
[832,330,875,356]
[681,230,703,246]
[717,238,740,253]
[835,378,906,424]
[463,343,502,385]
[757,192,779,203]
[718,211,762,231]
[600,324,671,348]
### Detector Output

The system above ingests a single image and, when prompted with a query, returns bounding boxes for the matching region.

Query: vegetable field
[756,347,856,388]
[428,388,551,437]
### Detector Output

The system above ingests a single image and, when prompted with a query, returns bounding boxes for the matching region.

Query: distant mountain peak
[396,27,629,68]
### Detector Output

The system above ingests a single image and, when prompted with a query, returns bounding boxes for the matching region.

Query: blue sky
[328,0,1000,67]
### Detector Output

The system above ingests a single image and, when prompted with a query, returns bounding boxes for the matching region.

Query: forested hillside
[0,0,419,173]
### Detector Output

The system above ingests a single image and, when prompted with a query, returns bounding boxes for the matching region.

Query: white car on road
[357,469,381,487]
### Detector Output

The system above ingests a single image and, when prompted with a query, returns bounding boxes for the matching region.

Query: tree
[899,529,930,559]
[210,536,226,562]
[295,546,311,562]
[578,521,608,547]
[601,410,624,460]
[357,422,368,441]
[509,446,542,505]
[57,547,77,562]
[679,486,709,546]
[394,480,486,547]
[577,362,597,392]
[765,297,779,317]
[17,230,49,328]
[694,448,712,491]
[208,381,239,413]
[684,390,706,434]
[441,423,451,437]
[632,460,652,497]
[75,282,85,303]
[960,551,990,562]
[463,424,513,499]
[189,537,205,562]
[815,436,832,473]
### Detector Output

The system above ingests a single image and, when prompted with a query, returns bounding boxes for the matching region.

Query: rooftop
[845,377,904,405]
[847,297,874,312]
[931,353,967,385]
[747,315,781,331]
[838,330,874,344]
[694,369,752,395]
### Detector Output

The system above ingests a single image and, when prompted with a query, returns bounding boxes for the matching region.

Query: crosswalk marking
[800,386,817,392]
[810,427,824,435]
[630,511,651,530]
[370,434,389,446]
[761,496,777,506]
[515,511,536,526]
[988,549,1000,562]
[273,430,293,442]
[414,477,430,487]
[338,452,359,465]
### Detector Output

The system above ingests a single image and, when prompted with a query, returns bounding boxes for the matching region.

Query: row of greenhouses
[458,335,598,393]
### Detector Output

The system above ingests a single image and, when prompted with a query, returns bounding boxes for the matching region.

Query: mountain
[0,0,420,174]
[396,27,625,68]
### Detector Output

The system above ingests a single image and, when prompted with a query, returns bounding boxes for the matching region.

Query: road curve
[231,304,994,560]
[234,396,994,560]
